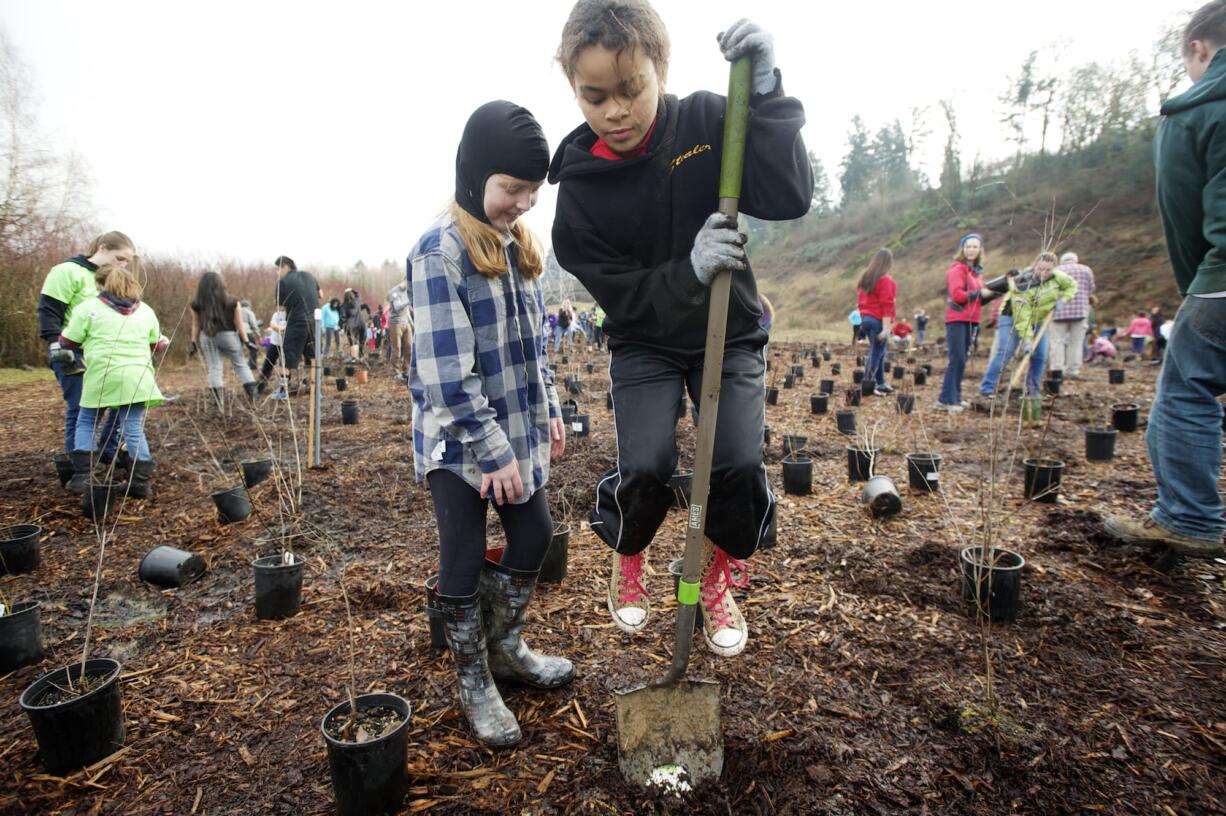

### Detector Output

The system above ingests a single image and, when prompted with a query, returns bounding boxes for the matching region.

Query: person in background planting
[856,248,897,396]
[409,101,570,748]
[60,266,166,498]
[978,252,1076,400]
[1106,0,1226,558]
[189,271,258,408]
[592,304,606,349]
[1086,329,1117,364]
[273,255,319,393]
[848,307,862,345]
[1149,306,1167,362]
[40,231,136,462]
[553,298,574,352]
[1126,310,1152,357]
[239,300,262,370]
[1049,252,1096,380]
[321,297,341,358]
[550,0,812,655]
[914,308,928,347]
[386,280,413,380]
[937,233,985,411]
[891,318,912,351]
[339,288,365,361]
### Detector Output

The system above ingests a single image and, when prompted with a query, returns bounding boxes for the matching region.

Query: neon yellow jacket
[1008,269,1077,338]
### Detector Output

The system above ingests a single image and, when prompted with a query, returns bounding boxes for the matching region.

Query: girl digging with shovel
[549,0,813,656]
[408,102,570,748]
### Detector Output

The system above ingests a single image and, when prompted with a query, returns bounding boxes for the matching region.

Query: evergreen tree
[839,115,874,207]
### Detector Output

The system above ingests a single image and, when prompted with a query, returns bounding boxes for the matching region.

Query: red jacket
[857,275,896,320]
[945,261,983,324]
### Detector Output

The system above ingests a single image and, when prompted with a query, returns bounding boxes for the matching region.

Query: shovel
[614,55,752,791]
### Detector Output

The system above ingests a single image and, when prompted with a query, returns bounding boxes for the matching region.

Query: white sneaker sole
[607,596,650,635]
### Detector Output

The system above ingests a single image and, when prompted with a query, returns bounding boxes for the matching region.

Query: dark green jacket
[1156,50,1226,295]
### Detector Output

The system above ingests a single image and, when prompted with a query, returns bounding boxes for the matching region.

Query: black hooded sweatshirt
[548,82,812,352]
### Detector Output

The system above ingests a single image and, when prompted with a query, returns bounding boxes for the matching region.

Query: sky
[0,0,1188,270]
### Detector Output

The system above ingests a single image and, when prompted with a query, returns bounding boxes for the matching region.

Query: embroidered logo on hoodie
[670,143,712,173]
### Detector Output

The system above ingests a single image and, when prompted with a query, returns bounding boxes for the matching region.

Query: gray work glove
[717,19,777,95]
[691,213,747,286]
[876,330,888,342]
[47,341,73,367]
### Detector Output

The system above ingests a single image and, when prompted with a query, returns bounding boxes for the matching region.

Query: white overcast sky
[1,0,1188,270]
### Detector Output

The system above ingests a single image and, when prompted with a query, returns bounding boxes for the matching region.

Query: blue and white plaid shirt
[408,212,560,501]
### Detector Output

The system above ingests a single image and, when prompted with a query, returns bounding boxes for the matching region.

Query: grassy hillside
[753,169,1174,342]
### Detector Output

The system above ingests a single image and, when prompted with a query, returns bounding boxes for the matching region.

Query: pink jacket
[1127,317,1152,337]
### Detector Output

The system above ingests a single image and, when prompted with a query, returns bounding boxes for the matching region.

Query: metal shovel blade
[614,678,723,788]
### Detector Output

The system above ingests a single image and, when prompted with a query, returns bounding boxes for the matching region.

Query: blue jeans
[1145,296,1225,541]
[939,322,973,405]
[917,327,926,346]
[52,360,84,452]
[980,315,1050,396]
[860,315,887,387]
[75,405,150,462]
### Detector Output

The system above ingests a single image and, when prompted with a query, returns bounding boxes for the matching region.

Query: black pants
[427,469,553,597]
[260,345,280,382]
[593,338,773,560]
[282,320,315,370]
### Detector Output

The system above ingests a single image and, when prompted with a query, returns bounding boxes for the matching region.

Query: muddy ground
[1,341,1224,815]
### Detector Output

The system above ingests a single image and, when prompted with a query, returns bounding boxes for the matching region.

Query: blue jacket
[321,303,340,330]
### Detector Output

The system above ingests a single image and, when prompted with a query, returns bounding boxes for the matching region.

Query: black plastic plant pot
[139,545,206,589]
[323,366,333,377]
[914,371,928,386]
[783,374,795,389]
[1085,427,1118,462]
[882,363,893,376]
[811,355,821,368]
[53,453,73,487]
[1044,377,1062,396]
[335,377,347,392]
[861,379,876,397]
[1048,369,1064,382]
[586,363,595,374]
[960,546,1024,623]
[322,692,412,816]
[846,388,862,407]
[20,658,124,774]
[765,387,779,406]
[667,560,701,632]
[893,366,905,380]
[835,410,857,436]
[810,394,828,415]
[791,365,805,379]
[782,456,813,496]
[922,364,934,375]
[0,524,41,575]
[1109,368,1125,385]
[253,554,305,620]
[782,435,808,457]
[831,363,842,376]
[571,414,590,437]
[344,365,357,377]
[341,400,359,425]
[846,446,879,483]
[567,380,583,396]
[212,486,252,524]
[1023,458,1064,503]
[822,350,831,361]
[906,453,942,492]
[862,475,902,519]
[540,523,571,583]
[561,355,568,365]
[241,458,274,488]
[896,393,916,414]
[819,379,834,395]
[82,482,121,521]
[669,469,693,508]
[0,601,44,673]
[855,356,865,367]
[852,369,865,384]
[423,575,447,648]
[1112,403,1140,433]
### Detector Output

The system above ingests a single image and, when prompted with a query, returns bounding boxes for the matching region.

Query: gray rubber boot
[66,450,93,495]
[128,460,154,500]
[210,387,225,410]
[243,381,259,404]
[479,560,575,689]
[438,591,521,747]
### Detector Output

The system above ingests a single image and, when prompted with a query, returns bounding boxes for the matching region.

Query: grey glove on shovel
[717,18,778,95]
[691,213,747,286]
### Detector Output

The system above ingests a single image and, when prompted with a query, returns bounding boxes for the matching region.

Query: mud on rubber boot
[699,539,750,658]
[607,550,650,634]
[66,450,93,495]
[128,459,154,500]
[1104,514,1226,559]
[479,560,574,689]
[438,591,521,748]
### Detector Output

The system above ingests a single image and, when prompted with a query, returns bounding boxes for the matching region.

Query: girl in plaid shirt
[407,101,570,748]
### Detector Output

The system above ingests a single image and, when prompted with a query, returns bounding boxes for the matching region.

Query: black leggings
[427,469,553,597]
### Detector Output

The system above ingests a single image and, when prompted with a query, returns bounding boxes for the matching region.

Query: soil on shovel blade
[0,346,1224,815]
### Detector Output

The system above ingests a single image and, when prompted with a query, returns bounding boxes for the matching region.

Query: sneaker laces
[617,553,648,605]
[701,549,750,629]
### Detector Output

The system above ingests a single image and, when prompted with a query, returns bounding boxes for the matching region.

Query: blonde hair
[1034,251,1059,267]
[450,201,543,280]
[100,265,143,300]
[87,231,135,256]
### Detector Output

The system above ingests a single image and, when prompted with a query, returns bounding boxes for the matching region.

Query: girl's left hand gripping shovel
[614,56,752,790]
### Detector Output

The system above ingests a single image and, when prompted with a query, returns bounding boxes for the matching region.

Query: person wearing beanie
[407,100,570,748]
[549,2,813,658]
[937,233,985,411]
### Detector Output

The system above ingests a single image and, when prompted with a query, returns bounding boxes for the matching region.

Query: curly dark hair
[555,0,670,83]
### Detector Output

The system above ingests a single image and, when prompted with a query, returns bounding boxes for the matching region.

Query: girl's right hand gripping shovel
[614,56,752,790]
